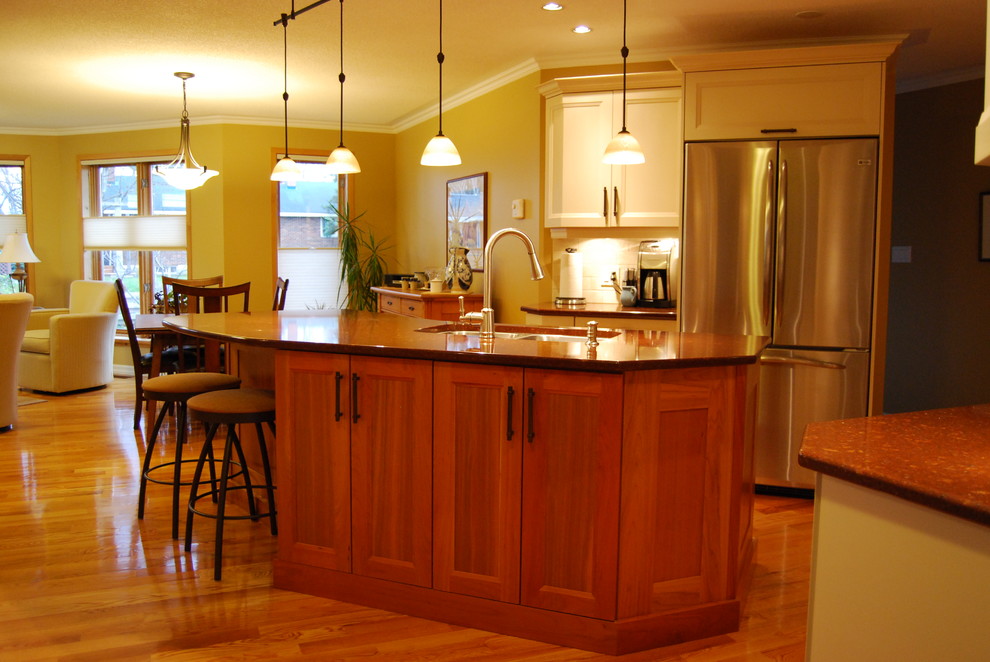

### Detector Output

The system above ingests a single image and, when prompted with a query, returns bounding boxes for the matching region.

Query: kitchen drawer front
[683,62,882,141]
[379,293,425,317]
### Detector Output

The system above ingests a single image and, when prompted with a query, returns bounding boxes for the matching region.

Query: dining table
[133,312,223,375]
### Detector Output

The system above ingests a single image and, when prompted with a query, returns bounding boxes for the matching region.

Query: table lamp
[0,232,41,292]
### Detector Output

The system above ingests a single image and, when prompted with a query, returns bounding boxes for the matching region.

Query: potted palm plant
[328,203,388,312]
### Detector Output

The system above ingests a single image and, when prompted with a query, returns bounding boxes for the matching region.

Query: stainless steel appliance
[637,240,675,308]
[681,138,878,490]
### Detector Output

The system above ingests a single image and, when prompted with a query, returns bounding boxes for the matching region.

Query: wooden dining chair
[272,277,289,311]
[161,275,223,314]
[168,282,251,372]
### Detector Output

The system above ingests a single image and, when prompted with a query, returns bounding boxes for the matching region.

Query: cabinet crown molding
[670,38,902,73]
[539,71,682,98]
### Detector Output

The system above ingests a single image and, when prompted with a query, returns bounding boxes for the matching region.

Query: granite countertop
[163,309,765,373]
[521,301,677,321]
[799,405,990,527]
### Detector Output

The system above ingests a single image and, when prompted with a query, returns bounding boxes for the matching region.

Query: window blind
[83,215,186,250]
[276,248,344,310]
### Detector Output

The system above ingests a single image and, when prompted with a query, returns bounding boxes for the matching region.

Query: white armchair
[19,280,119,394]
[1,293,34,431]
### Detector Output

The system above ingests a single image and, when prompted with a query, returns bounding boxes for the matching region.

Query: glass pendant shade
[327,145,361,173]
[603,129,645,164]
[271,155,302,181]
[155,73,218,190]
[420,133,461,166]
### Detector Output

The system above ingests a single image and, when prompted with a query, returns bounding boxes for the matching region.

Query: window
[0,161,27,295]
[82,159,187,319]
[276,159,349,309]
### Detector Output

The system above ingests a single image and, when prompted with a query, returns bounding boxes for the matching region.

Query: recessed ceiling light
[542,2,564,10]
[795,10,824,19]
[572,24,592,34]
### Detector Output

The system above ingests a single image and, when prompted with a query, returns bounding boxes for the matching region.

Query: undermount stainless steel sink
[415,323,620,343]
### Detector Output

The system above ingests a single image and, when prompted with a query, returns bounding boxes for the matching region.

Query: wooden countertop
[371,286,481,300]
[799,405,990,527]
[163,309,765,373]
[521,301,677,321]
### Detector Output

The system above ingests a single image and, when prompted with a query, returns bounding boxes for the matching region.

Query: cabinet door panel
[351,356,433,587]
[275,351,351,571]
[520,369,622,619]
[615,89,683,228]
[433,362,523,601]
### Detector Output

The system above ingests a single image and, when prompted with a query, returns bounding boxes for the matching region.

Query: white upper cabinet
[544,85,683,229]
[682,62,882,141]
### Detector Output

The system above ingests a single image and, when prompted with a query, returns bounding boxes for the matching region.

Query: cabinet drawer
[684,62,882,140]
[379,293,424,317]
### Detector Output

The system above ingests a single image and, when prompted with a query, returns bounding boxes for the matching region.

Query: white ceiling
[5,0,987,135]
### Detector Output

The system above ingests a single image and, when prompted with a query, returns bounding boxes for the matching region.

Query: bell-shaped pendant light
[602,0,645,165]
[326,0,360,174]
[421,0,461,166]
[272,14,302,182]
[155,72,220,190]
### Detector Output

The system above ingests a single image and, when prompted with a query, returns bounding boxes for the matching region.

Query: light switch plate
[511,199,525,219]
[891,245,912,263]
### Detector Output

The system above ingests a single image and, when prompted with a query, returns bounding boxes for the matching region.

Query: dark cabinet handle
[351,374,360,423]
[334,371,344,422]
[602,186,608,218]
[386,299,393,306]
[506,386,515,441]
[408,305,416,312]
[760,128,798,134]
[613,186,619,220]
[526,388,535,443]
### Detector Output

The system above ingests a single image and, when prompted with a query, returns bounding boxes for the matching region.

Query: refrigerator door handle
[775,159,788,327]
[763,158,776,329]
[760,355,847,370]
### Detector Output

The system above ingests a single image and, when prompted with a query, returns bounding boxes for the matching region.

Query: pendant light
[326,0,361,173]
[420,0,461,166]
[272,13,302,181]
[155,72,220,190]
[602,0,645,165]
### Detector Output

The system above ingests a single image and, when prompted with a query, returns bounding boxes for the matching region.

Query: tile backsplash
[551,229,679,304]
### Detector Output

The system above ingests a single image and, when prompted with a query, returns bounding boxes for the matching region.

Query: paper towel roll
[559,249,583,300]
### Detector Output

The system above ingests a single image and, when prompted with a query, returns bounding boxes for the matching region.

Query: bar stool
[139,372,242,539]
[184,388,277,580]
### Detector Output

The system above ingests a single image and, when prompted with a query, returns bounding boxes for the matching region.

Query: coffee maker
[637,240,675,308]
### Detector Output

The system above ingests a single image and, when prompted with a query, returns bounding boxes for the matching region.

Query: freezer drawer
[756,348,870,489]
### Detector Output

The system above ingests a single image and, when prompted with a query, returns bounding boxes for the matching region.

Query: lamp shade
[420,134,461,166]
[326,146,361,174]
[271,156,303,182]
[0,232,40,264]
[602,129,646,165]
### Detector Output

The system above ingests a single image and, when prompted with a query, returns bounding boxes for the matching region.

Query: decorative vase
[444,246,473,292]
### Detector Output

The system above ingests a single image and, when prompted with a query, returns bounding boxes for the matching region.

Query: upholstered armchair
[19,280,119,394]
[1,293,34,431]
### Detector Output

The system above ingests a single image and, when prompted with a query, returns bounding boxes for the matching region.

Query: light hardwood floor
[0,379,814,660]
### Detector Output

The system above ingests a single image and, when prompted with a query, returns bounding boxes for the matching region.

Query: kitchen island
[799,406,990,661]
[165,310,767,655]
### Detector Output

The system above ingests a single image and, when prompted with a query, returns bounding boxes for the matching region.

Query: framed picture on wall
[446,172,488,271]
[981,192,990,261]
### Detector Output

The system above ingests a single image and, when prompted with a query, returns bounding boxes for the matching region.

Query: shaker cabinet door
[433,362,524,602]
[275,351,352,571]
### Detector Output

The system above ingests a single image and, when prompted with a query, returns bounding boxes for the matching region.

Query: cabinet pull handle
[613,186,619,221]
[408,305,416,312]
[602,186,609,219]
[526,388,535,443]
[506,386,515,441]
[351,374,360,423]
[760,128,798,134]
[386,299,393,306]
[334,371,344,422]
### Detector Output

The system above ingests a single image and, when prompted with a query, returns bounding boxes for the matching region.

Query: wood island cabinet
[372,286,482,321]
[433,363,621,619]
[275,351,433,586]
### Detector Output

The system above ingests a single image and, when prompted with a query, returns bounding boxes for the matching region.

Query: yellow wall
[395,72,544,324]
[0,123,396,310]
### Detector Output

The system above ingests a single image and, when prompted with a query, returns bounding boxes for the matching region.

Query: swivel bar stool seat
[185,388,277,581]
[139,372,241,539]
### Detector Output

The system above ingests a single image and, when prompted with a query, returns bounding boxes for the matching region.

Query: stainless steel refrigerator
[681,139,877,490]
